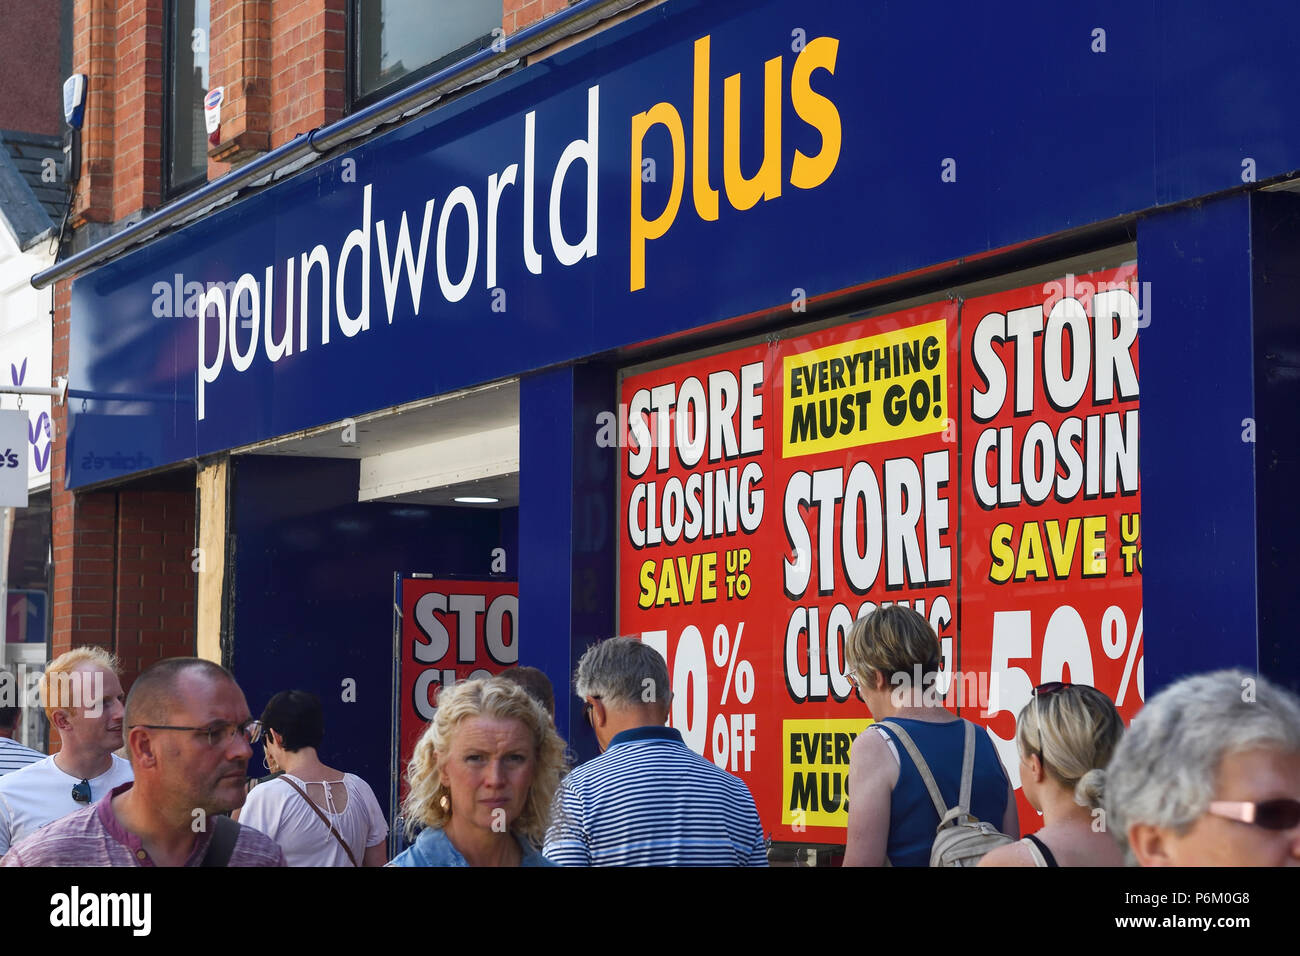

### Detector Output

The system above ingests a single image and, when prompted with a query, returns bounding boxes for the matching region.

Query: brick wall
[270,0,345,149]
[72,0,116,225]
[114,491,196,687]
[0,0,63,134]
[73,0,593,220]
[504,0,571,35]
[111,0,164,220]
[207,0,271,169]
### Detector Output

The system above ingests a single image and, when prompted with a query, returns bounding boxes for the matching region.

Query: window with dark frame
[166,0,211,197]
[351,0,503,109]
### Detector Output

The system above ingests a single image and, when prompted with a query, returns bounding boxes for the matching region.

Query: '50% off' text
[642,622,756,772]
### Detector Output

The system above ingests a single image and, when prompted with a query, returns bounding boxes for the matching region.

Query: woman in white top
[235,690,388,866]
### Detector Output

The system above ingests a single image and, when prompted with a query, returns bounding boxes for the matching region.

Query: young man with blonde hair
[0,646,133,855]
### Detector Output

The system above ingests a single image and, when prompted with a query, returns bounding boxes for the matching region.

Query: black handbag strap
[201,814,240,867]
[280,776,359,866]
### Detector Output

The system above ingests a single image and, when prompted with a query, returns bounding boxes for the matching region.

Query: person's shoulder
[559,748,618,788]
[676,746,753,789]
[106,754,135,783]
[342,772,380,798]
[977,839,1036,868]
[0,739,45,762]
[388,827,455,867]
[851,722,895,764]
[0,755,55,791]
[520,845,558,867]
[237,778,275,815]
[231,819,288,866]
[3,803,107,864]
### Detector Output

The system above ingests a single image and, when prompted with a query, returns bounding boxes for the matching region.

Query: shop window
[351,0,502,109]
[165,0,211,197]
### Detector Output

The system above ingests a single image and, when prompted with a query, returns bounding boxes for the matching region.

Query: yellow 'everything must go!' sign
[782,718,869,828]
[782,319,948,458]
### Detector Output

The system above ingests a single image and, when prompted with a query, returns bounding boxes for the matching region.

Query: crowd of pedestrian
[0,606,1296,867]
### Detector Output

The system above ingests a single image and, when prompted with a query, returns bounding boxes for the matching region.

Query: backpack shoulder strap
[956,720,977,813]
[201,814,240,867]
[876,720,951,820]
[1020,834,1051,867]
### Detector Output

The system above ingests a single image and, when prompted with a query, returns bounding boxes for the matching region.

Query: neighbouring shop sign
[0,410,29,507]
[617,268,1142,843]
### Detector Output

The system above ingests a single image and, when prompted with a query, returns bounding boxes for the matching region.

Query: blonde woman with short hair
[980,682,1125,867]
[843,605,1018,866]
[388,676,567,867]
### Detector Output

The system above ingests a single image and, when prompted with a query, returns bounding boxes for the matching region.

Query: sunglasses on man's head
[1208,799,1300,831]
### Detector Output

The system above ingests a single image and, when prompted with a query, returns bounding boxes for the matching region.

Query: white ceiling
[235,379,521,508]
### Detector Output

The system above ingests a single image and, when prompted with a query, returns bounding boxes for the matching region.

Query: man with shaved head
[1,658,284,866]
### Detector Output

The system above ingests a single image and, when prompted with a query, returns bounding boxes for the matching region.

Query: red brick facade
[72,0,117,225]
[0,0,63,134]
[269,0,346,148]
[207,0,271,165]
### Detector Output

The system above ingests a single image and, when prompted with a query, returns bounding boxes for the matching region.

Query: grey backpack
[878,719,1015,867]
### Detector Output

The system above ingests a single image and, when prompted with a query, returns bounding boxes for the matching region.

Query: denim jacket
[387,827,555,867]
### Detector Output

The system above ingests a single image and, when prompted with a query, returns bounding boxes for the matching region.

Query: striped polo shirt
[543,726,768,866]
[0,738,44,776]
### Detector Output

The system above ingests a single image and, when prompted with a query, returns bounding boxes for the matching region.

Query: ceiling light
[454,496,499,504]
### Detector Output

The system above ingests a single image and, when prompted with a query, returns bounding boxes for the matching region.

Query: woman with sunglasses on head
[979,682,1125,867]
[388,676,567,867]
[234,690,389,866]
[843,605,1019,866]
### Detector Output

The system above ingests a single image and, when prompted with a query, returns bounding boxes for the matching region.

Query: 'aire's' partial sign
[0,410,29,508]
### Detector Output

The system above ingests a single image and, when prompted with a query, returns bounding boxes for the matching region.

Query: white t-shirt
[0,738,45,776]
[0,753,134,856]
[238,772,388,866]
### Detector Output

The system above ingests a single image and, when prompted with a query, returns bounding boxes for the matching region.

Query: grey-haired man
[543,636,768,866]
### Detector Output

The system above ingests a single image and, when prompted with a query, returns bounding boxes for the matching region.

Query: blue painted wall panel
[228,455,515,807]
[518,368,580,747]
[1137,195,1259,695]
[1249,192,1300,694]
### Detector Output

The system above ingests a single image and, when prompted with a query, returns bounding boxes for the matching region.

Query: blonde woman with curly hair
[388,676,567,867]
[979,682,1125,867]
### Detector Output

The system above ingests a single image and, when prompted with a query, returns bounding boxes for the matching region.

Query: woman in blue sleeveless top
[842,605,1018,866]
